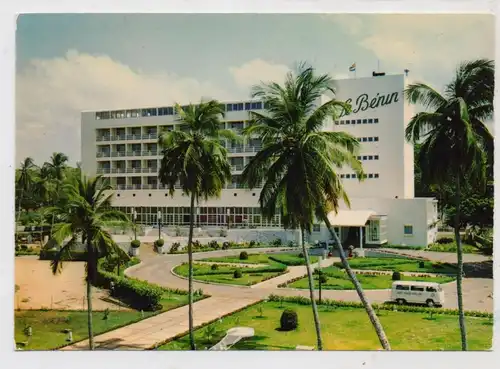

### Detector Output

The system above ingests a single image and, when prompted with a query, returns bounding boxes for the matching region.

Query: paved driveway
[127,247,493,312]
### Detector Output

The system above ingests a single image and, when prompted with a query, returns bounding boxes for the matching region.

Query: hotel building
[81,74,439,247]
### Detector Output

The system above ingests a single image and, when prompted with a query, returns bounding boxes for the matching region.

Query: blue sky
[16,13,494,164]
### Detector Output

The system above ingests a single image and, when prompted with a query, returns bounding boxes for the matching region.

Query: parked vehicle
[391,281,445,307]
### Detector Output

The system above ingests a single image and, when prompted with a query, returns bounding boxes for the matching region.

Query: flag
[349,63,356,72]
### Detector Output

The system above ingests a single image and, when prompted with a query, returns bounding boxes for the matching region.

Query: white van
[391,281,445,307]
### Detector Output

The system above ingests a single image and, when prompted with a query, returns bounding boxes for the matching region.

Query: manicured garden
[173,252,322,286]
[168,238,296,254]
[333,257,457,274]
[158,299,492,351]
[282,266,455,290]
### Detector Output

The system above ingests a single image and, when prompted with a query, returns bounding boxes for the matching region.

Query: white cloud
[229,59,290,88]
[16,50,231,165]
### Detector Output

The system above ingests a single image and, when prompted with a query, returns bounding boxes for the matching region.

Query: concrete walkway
[61,296,259,350]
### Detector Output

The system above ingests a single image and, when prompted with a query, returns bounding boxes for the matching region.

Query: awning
[326,210,376,227]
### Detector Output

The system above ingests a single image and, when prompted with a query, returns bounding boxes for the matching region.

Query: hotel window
[374,137,379,142]
[345,120,350,124]
[374,155,379,160]
[345,174,351,179]
[237,103,244,111]
[340,174,345,178]
[368,137,373,142]
[340,121,345,125]
[227,104,233,112]
[368,155,373,160]
[362,174,368,179]
[368,174,373,178]
[362,137,367,142]
[374,118,379,123]
[352,174,357,179]
[368,118,373,123]
[374,173,379,178]
[362,156,367,160]
[357,119,362,124]
[313,224,321,232]
[356,156,361,160]
[251,102,262,110]
[404,225,414,236]
[363,119,367,124]
[245,102,251,110]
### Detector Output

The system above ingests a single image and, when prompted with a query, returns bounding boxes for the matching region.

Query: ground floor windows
[404,224,414,236]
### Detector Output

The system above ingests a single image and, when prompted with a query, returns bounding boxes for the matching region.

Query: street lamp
[131,207,137,240]
[157,210,162,239]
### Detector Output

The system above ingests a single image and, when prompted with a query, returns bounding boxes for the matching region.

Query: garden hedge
[267,294,492,318]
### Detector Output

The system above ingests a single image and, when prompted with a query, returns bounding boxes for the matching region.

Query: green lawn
[201,253,318,266]
[173,262,286,286]
[158,301,492,350]
[334,257,457,274]
[286,267,455,290]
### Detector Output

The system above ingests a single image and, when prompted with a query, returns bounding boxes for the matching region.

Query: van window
[411,286,425,292]
[426,287,437,292]
[395,285,410,291]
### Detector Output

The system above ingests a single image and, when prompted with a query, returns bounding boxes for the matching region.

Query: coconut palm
[241,62,391,350]
[49,175,129,350]
[405,59,494,351]
[158,100,236,350]
[16,157,37,222]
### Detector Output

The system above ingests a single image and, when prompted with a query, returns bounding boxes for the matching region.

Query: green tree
[405,59,494,350]
[241,63,391,350]
[158,100,235,350]
[16,157,37,221]
[49,175,130,350]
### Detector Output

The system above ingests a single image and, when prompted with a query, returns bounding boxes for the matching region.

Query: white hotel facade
[81,74,439,247]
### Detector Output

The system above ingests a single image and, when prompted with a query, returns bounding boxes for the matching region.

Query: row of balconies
[96,134,158,141]
[96,145,262,158]
[112,183,259,190]
[97,164,244,173]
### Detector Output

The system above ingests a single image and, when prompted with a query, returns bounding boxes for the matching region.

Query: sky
[15,13,494,166]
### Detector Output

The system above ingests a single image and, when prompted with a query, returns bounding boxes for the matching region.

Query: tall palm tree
[16,157,37,222]
[158,100,236,350]
[405,59,494,351]
[241,62,392,350]
[49,175,129,350]
[43,152,69,235]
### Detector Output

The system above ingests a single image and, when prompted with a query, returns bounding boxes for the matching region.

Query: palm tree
[16,157,37,222]
[158,100,236,350]
[43,152,69,235]
[49,175,130,350]
[241,62,391,350]
[405,59,494,351]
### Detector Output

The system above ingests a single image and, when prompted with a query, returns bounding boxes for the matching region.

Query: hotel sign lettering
[339,91,401,117]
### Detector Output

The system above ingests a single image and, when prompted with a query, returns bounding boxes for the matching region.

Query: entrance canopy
[326,210,376,227]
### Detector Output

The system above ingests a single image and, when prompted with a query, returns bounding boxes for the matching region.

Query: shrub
[21,244,28,251]
[249,240,256,248]
[155,239,165,247]
[298,252,304,258]
[211,264,219,271]
[280,309,298,331]
[192,240,201,249]
[233,269,242,279]
[319,274,328,284]
[222,241,230,250]
[169,242,181,253]
[271,238,283,247]
[287,241,296,247]
[131,239,141,248]
[208,240,219,249]
[239,251,249,260]
[392,271,401,281]
[436,237,454,244]
[418,261,425,268]
[15,245,20,252]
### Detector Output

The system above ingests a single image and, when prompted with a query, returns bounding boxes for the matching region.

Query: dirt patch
[15,258,128,311]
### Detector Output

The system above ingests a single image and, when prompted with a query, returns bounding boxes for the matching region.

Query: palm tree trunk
[323,217,391,350]
[16,188,23,224]
[454,177,468,350]
[300,227,323,350]
[86,234,95,350]
[187,191,196,350]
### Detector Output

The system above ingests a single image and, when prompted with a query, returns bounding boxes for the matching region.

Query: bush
[169,242,181,253]
[15,245,20,252]
[222,241,230,250]
[192,240,201,249]
[287,241,296,247]
[392,271,401,281]
[319,274,328,284]
[208,240,219,249]
[131,239,141,248]
[211,264,219,271]
[233,269,242,278]
[280,309,298,331]
[155,239,165,247]
[436,237,454,244]
[249,240,256,248]
[239,251,249,260]
[21,244,28,251]
[298,252,304,258]
[271,238,283,247]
